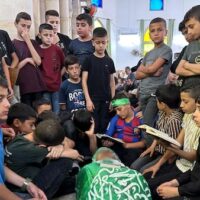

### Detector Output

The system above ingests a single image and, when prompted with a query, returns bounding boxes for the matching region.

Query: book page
[96,134,124,144]
[138,125,181,147]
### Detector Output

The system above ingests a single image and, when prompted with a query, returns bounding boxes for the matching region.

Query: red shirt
[40,45,65,92]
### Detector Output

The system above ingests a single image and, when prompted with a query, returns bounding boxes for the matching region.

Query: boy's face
[185,17,200,40]
[14,117,36,134]
[193,103,200,127]
[180,92,196,114]
[39,29,54,47]
[66,63,81,81]
[76,20,92,38]
[92,36,108,55]
[15,18,31,36]
[181,28,193,43]
[115,104,130,119]
[0,86,10,121]
[149,22,167,45]
[46,15,60,34]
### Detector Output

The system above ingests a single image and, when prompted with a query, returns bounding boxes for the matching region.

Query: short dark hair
[155,84,180,109]
[64,55,80,69]
[76,13,93,26]
[178,21,186,32]
[34,119,65,146]
[7,103,37,125]
[150,17,166,28]
[15,12,31,24]
[197,96,200,104]
[36,110,59,125]
[181,84,200,101]
[93,27,107,39]
[184,5,200,23]
[0,76,8,88]
[73,109,92,132]
[39,23,53,33]
[33,98,51,112]
[112,92,129,101]
[45,10,59,21]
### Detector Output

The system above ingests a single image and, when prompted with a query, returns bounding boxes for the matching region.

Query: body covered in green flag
[76,147,152,200]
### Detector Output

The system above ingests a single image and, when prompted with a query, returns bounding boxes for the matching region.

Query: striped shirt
[155,110,183,154]
[176,113,200,172]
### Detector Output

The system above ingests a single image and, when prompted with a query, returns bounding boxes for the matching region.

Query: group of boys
[1,4,200,200]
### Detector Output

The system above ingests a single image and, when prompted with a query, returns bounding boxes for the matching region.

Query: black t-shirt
[82,54,116,101]
[36,33,71,56]
[0,43,5,78]
[74,131,91,158]
[0,30,15,66]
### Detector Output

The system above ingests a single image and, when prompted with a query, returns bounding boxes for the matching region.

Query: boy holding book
[143,84,200,199]
[131,84,183,172]
[103,92,144,166]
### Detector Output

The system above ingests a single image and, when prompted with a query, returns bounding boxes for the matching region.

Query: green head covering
[111,98,130,107]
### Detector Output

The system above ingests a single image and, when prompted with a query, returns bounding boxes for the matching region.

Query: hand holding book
[138,124,181,147]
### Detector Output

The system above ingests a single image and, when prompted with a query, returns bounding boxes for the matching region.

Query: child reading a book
[131,84,183,172]
[102,92,144,166]
[143,84,200,199]
[156,95,200,200]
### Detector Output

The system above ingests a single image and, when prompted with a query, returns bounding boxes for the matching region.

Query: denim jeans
[139,94,158,146]
[43,91,60,114]
[32,158,74,200]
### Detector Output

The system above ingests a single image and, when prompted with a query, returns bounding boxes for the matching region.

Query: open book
[138,124,181,147]
[96,134,124,144]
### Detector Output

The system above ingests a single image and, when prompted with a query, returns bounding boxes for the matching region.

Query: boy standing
[82,27,116,133]
[136,17,172,144]
[13,12,46,107]
[59,55,86,112]
[68,13,94,66]
[0,30,19,99]
[36,10,71,57]
[176,5,200,87]
[38,23,65,114]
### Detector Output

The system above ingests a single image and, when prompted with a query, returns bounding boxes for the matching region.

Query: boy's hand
[2,128,16,141]
[26,58,36,67]
[21,30,30,42]
[85,118,95,136]
[140,145,155,158]
[158,179,179,189]
[86,99,95,112]
[27,182,47,200]
[136,111,143,119]
[153,67,164,77]
[67,149,84,161]
[143,162,160,178]
[47,144,64,159]
[8,87,14,99]
[102,139,114,147]
[157,186,179,199]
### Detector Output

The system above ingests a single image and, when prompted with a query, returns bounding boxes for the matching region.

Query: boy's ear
[13,119,22,128]
[92,39,95,47]
[38,33,41,39]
